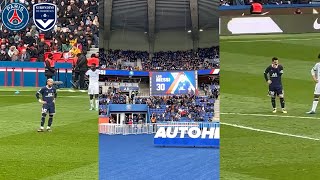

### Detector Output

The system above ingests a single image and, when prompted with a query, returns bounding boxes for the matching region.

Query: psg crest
[1,3,29,31]
[33,3,57,31]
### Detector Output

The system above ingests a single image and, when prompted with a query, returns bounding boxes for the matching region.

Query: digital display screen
[150,71,197,96]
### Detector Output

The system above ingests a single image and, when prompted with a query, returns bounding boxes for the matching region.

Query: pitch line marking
[221,122,320,141]
[221,112,320,120]
[224,37,320,43]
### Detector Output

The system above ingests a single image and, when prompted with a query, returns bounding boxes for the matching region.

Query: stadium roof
[109,0,219,32]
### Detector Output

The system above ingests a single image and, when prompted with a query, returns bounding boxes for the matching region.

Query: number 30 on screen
[156,84,165,91]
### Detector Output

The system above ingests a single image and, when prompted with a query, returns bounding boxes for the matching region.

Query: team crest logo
[33,3,57,31]
[1,3,29,31]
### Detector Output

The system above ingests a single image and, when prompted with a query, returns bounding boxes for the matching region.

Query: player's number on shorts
[156,84,165,91]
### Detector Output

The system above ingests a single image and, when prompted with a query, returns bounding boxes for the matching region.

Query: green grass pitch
[220,33,320,180]
[0,87,98,180]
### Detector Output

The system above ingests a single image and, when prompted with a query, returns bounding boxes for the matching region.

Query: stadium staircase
[86,46,99,58]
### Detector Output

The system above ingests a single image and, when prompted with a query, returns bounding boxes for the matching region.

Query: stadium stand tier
[0,0,99,63]
[99,47,219,71]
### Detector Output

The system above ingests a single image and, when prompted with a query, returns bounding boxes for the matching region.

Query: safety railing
[99,122,220,135]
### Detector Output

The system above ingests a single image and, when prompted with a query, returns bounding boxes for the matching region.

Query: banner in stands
[149,71,198,96]
[220,15,320,35]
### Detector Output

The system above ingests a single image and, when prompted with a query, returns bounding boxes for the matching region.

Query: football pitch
[220,33,320,180]
[0,87,98,180]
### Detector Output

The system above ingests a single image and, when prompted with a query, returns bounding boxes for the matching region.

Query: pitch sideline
[222,112,320,120]
[221,122,320,141]
[223,37,320,43]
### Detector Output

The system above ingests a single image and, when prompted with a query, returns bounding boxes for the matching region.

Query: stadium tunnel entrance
[107,104,149,125]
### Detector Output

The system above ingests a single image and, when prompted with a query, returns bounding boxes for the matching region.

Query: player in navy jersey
[264,57,287,113]
[36,79,57,132]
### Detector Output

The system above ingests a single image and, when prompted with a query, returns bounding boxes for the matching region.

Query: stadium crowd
[99,46,219,71]
[135,95,215,122]
[0,0,99,62]
[200,76,220,98]
[99,90,216,122]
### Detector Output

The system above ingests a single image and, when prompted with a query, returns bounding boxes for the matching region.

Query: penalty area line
[221,112,320,120]
[223,37,320,43]
[221,122,320,141]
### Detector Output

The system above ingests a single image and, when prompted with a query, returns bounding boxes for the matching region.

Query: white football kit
[86,69,100,95]
[312,63,320,95]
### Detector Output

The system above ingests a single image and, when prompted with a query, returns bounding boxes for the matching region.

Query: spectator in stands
[7,46,19,58]
[70,44,81,58]
[78,34,88,52]
[11,51,19,61]
[62,40,72,52]
[20,49,31,62]
[22,32,36,47]
[0,45,9,61]
[30,25,39,38]
[27,45,38,59]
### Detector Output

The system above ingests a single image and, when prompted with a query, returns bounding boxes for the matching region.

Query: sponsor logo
[1,3,29,31]
[154,127,219,139]
[33,3,57,31]
[227,17,283,34]
[313,18,320,30]
[271,73,278,77]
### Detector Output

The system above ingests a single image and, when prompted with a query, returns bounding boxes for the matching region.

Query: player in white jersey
[307,61,320,114]
[85,64,100,111]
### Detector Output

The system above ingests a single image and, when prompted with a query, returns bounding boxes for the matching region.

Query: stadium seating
[99,47,219,71]
[144,96,215,122]
[99,93,216,122]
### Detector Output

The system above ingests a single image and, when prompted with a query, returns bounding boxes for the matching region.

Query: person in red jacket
[44,53,56,80]
[250,0,262,15]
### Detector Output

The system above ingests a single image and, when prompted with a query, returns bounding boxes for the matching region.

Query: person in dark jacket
[75,52,88,90]
[44,53,55,80]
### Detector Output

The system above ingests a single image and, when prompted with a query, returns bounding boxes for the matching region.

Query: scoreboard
[150,71,198,96]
